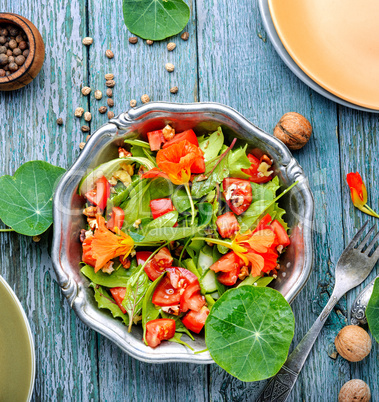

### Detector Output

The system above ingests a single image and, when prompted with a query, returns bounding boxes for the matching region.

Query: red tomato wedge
[137,247,173,281]
[210,251,242,273]
[147,130,165,151]
[150,198,175,219]
[242,154,273,184]
[182,306,210,334]
[84,176,111,211]
[216,212,240,238]
[217,266,240,286]
[222,178,252,215]
[270,220,290,247]
[180,282,205,313]
[190,157,206,174]
[166,267,198,289]
[145,318,176,348]
[152,276,181,306]
[106,207,125,231]
[82,237,97,267]
[110,287,127,314]
[162,129,199,148]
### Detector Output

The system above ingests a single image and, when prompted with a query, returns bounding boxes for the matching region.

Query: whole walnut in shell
[338,379,371,402]
[274,112,312,150]
[335,325,372,362]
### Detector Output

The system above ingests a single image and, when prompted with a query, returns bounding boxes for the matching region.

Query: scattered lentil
[165,63,175,72]
[99,106,107,114]
[181,31,189,41]
[146,40,153,45]
[130,99,137,107]
[79,142,86,150]
[105,73,114,80]
[75,107,84,117]
[106,88,113,97]
[170,86,179,94]
[105,49,114,59]
[82,37,93,46]
[107,111,115,119]
[84,112,92,122]
[81,125,90,132]
[167,42,176,51]
[32,235,41,242]
[141,94,150,103]
[86,134,91,142]
[105,79,115,88]
[56,118,63,126]
[81,86,91,96]
[94,90,102,100]
[107,98,114,107]
[129,37,138,44]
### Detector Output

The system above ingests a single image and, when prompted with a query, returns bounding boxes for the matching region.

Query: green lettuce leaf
[89,283,129,326]
[149,177,173,199]
[81,264,136,288]
[144,211,178,232]
[205,286,295,382]
[366,278,379,343]
[228,145,251,179]
[168,333,194,350]
[198,127,224,162]
[122,179,151,227]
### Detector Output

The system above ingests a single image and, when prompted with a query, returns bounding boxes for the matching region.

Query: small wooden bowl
[0,13,45,91]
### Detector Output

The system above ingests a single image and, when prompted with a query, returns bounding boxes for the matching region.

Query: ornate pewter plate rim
[52,101,314,364]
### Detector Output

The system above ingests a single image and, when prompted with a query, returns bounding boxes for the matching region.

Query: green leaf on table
[0,161,65,236]
[122,270,150,331]
[198,127,224,162]
[205,286,295,382]
[89,283,129,326]
[81,264,136,288]
[142,273,165,342]
[228,145,251,179]
[123,0,190,41]
[366,278,379,343]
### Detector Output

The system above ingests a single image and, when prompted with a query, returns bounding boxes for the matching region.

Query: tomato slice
[217,266,240,286]
[210,251,242,273]
[180,282,205,312]
[82,237,97,267]
[182,306,210,334]
[270,220,290,247]
[150,198,175,219]
[166,267,198,289]
[191,157,205,174]
[222,178,252,215]
[84,176,111,211]
[110,287,127,314]
[147,130,165,151]
[106,207,125,231]
[241,154,273,184]
[216,212,240,238]
[145,318,176,348]
[137,247,173,281]
[162,129,199,148]
[152,276,181,306]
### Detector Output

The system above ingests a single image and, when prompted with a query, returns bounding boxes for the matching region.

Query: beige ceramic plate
[0,276,35,402]
[268,0,379,110]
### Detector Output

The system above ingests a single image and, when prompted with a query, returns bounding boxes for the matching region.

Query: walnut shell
[335,325,372,362]
[338,379,371,402]
[273,112,312,150]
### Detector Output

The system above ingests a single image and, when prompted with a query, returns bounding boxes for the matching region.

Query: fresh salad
[79,125,296,349]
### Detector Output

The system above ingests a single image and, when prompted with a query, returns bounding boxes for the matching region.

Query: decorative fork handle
[350,275,378,325]
[256,292,342,402]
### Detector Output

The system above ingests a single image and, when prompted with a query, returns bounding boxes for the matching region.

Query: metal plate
[52,102,314,364]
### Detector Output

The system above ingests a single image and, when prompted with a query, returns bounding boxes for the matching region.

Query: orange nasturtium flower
[346,172,379,218]
[90,215,134,272]
[155,140,204,185]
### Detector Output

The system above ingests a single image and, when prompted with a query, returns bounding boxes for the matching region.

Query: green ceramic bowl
[0,276,35,401]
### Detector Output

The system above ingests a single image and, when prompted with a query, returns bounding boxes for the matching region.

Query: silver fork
[256,222,379,402]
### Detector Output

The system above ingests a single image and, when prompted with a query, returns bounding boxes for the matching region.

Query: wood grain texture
[0,0,378,400]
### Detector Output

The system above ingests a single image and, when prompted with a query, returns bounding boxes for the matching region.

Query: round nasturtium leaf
[205,286,295,382]
[0,161,66,236]
[123,0,190,41]
[366,278,379,343]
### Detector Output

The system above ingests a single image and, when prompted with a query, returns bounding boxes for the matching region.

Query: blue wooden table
[1,1,378,400]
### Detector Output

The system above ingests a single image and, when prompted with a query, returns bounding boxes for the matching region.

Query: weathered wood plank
[196,0,352,400]
[85,1,208,400]
[338,106,379,399]
[0,1,99,400]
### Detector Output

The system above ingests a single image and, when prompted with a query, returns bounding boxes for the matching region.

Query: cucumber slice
[237,275,262,288]
[201,270,218,293]
[209,291,220,300]
[198,249,214,275]
[78,157,155,195]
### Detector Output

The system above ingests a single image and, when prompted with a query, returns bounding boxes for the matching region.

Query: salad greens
[205,286,295,382]
[366,278,379,343]
[123,0,190,41]
[0,161,66,236]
